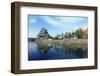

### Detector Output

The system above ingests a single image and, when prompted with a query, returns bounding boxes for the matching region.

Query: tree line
[54,28,88,39]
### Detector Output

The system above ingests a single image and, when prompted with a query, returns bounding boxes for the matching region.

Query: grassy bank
[35,39,88,48]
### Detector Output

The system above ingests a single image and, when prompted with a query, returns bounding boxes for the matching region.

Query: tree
[71,32,75,38]
[68,33,72,38]
[64,32,69,38]
[85,28,88,38]
[54,34,61,39]
[61,33,64,39]
[75,28,87,39]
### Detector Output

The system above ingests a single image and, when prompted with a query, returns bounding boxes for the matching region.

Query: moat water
[28,42,88,61]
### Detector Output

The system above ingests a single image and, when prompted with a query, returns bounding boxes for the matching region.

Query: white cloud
[41,16,88,29]
[29,18,37,23]
[57,17,86,23]
[41,16,67,28]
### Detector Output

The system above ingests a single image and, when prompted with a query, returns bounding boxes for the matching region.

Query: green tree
[75,28,87,38]
[85,28,88,38]
[64,32,69,38]
[61,33,64,39]
[54,34,61,39]
[68,33,72,38]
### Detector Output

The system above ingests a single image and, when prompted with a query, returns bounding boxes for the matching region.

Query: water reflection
[28,42,88,60]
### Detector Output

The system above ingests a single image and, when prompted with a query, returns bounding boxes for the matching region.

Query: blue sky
[28,15,88,38]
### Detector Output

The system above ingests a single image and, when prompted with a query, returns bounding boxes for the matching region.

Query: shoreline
[31,39,88,48]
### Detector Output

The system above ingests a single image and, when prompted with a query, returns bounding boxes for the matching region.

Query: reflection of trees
[53,43,87,58]
[75,48,84,58]
[37,43,52,56]
[75,48,88,58]
[36,41,88,58]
